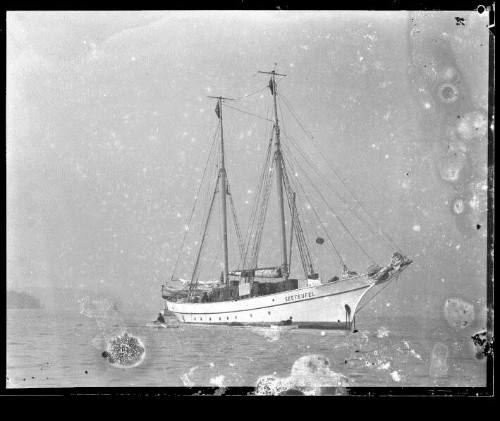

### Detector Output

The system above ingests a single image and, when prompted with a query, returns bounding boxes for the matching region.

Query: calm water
[7,309,486,389]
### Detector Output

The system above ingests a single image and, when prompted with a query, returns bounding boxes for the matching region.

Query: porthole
[235,315,237,319]
[226,316,229,320]
[268,311,271,315]
[250,314,253,317]
[209,317,211,321]
[219,317,221,321]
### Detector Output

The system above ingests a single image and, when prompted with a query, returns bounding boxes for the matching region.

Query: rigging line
[171,122,220,280]
[217,132,244,267]
[226,180,245,263]
[241,144,268,265]
[208,199,223,277]
[288,193,295,274]
[233,86,268,101]
[281,115,401,253]
[312,140,400,251]
[277,99,321,272]
[279,91,400,251]
[282,141,376,265]
[198,152,221,248]
[277,101,378,263]
[278,102,323,275]
[249,150,276,267]
[230,196,245,263]
[280,94,313,139]
[194,128,221,235]
[224,103,274,122]
[281,147,345,268]
[285,173,315,272]
[283,153,344,270]
[248,157,273,267]
[250,153,276,268]
[190,173,220,289]
[317,136,400,252]
[190,135,224,284]
[282,130,389,259]
[258,102,272,156]
[279,92,315,139]
[209,237,223,276]
[282,153,326,275]
[356,273,400,314]
[278,90,310,134]
[281,157,315,278]
[241,134,274,267]
[278,155,311,268]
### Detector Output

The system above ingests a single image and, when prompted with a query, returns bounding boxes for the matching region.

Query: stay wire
[224,103,274,122]
[232,85,268,101]
[227,179,245,263]
[249,145,276,266]
[279,91,402,253]
[170,122,220,280]
[279,93,315,139]
[283,130,385,263]
[190,174,220,290]
[356,274,400,314]
[280,154,315,278]
[277,102,315,275]
[277,98,376,264]
[282,140,375,265]
[250,153,276,267]
[241,124,274,268]
[280,147,345,268]
[241,142,269,266]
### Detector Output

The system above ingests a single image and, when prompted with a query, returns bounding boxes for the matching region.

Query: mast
[259,69,288,280]
[209,96,232,285]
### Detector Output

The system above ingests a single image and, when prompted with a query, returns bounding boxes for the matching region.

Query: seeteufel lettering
[285,291,315,302]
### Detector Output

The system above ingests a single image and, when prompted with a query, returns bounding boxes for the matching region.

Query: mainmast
[259,69,288,280]
[209,96,233,285]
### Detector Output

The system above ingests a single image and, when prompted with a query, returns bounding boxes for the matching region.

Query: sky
[7,11,490,320]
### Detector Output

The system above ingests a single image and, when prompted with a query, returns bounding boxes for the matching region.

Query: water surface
[7,309,486,389]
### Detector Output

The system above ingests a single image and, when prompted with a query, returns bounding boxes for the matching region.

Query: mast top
[207,96,236,101]
[257,70,287,77]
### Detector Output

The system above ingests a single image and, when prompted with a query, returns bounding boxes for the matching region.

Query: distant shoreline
[7,290,43,309]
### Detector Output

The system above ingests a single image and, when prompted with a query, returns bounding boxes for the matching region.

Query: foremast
[209,96,232,285]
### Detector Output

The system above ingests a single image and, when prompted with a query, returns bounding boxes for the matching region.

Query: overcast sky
[7,11,490,318]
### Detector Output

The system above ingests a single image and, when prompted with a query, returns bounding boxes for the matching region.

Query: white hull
[166,275,380,329]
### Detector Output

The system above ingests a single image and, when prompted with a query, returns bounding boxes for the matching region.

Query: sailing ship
[162,68,412,329]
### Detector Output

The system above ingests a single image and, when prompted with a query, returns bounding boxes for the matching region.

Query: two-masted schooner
[161,68,412,329]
